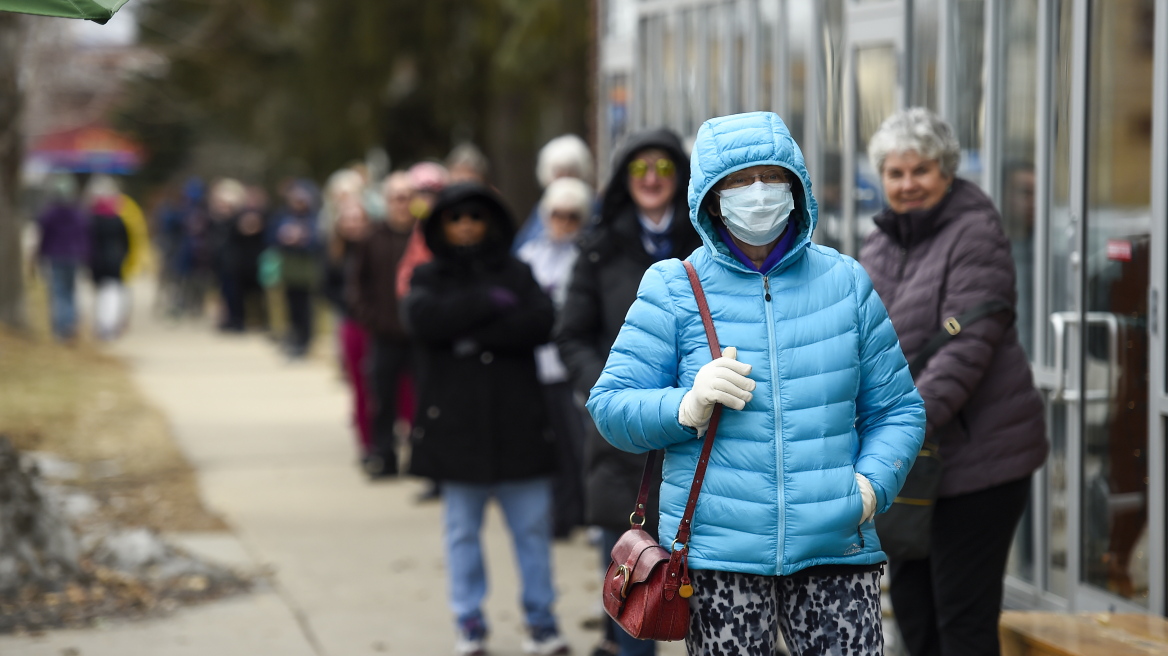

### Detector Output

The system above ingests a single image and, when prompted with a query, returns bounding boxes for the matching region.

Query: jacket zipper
[897,247,908,279]
[763,273,786,573]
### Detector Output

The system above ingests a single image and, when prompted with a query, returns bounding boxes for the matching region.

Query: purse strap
[907,299,1014,378]
[628,261,724,599]
[628,261,724,534]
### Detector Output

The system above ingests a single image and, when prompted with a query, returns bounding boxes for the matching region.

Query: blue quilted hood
[688,112,819,271]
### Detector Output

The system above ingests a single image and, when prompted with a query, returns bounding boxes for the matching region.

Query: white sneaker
[455,636,486,656]
[522,633,569,655]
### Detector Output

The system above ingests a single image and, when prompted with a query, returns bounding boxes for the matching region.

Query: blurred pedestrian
[34,173,87,342]
[403,183,567,656]
[395,161,449,299]
[272,181,322,359]
[394,161,449,501]
[553,127,701,656]
[859,108,1048,656]
[152,182,186,318]
[88,194,131,341]
[231,185,271,330]
[207,178,248,332]
[446,143,490,184]
[517,177,594,539]
[175,178,212,317]
[324,200,374,467]
[351,171,417,478]
[513,134,594,253]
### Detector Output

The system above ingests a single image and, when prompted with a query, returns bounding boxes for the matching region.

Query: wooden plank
[1000,612,1168,656]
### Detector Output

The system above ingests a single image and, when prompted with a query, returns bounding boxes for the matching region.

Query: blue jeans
[443,477,558,633]
[46,261,78,340]
[600,528,658,656]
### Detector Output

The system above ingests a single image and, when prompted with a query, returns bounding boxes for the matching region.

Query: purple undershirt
[715,221,799,273]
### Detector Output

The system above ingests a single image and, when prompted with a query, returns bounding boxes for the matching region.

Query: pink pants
[339,318,372,453]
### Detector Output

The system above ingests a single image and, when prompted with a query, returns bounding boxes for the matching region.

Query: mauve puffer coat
[860,178,1048,498]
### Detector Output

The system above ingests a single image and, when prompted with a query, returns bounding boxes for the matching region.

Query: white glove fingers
[707,377,754,402]
[711,391,748,410]
[714,356,752,377]
[713,368,756,392]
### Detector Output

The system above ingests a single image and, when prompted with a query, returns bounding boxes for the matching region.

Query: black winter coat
[554,128,702,532]
[404,184,558,484]
[89,212,129,282]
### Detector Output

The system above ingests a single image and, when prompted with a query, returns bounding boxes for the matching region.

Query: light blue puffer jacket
[586,112,926,575]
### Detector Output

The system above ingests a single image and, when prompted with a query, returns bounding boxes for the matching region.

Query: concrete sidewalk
[0,282,684,656]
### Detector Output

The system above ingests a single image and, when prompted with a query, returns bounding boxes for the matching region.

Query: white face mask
[717,181,795,246]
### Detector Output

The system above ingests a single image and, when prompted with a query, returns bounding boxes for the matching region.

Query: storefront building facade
[596,0,1168,616]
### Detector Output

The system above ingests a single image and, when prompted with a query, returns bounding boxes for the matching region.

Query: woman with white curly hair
[859,107,1047,656]
[514,134,595,252]
[517,176,595,538]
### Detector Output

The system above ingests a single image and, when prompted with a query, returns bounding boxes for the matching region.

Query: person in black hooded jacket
[402,183,567,656]
[553,128,701,656]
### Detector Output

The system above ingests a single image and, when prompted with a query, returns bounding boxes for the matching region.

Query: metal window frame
[743,0,761,112]
[1003,0,1064,610]
[982,0,1004,201]
[672,9,687,135]
[804,0,826,203]
[1064,0,1090,613]
[774,0,790,120]
[937,0,955,122]
[1147,0,1167,617]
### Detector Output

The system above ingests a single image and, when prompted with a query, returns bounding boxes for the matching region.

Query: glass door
[1076,0,1157,611]
[1037,0,1162,613]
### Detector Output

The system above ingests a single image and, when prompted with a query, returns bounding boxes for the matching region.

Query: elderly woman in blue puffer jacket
[586,111,926,655]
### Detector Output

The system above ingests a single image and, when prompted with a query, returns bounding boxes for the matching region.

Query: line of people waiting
[94,107,1042,656]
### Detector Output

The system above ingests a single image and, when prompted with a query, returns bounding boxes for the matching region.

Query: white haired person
[513,134,595,252]
[517,177,595,538]
[859,108,1047,656]
[207,178,248,332]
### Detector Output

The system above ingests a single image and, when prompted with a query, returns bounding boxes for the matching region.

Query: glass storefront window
[785,0,809,147]
[999,0,1040,587]
[1000,0,1040,361]
[912,0,939,109]
[853,45,896,241]
[708,6,725,120]
[733,1,749,113]
[759,0,777,116]
[953,0,986,181]
[1081,0,1154,607]
[684,9,703,136]
[817,0,846,250]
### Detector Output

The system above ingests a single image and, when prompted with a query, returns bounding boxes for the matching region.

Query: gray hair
[536,134,594,187]
[867,108,961,178]
[539,177,594,223]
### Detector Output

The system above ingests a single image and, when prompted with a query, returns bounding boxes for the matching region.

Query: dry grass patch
[0,328,226,532]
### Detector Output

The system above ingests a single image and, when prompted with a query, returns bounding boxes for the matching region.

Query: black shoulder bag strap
[907,299,1015,379]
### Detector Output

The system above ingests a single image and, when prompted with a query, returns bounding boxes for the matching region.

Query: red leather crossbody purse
[602,261,723,641]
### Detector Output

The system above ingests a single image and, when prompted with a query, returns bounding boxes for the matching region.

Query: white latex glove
[678,346,755,436]
[856,473,877,524]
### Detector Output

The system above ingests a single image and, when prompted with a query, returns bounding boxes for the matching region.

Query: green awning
[0,0,130,24]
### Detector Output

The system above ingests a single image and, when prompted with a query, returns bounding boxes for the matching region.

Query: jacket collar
[873,179,965,248]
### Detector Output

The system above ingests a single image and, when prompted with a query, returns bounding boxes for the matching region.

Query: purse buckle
[616,564,632,599]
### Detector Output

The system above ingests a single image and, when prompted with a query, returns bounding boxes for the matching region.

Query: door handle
[1048,311,1120,403]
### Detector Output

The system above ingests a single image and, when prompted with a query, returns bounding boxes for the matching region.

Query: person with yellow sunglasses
[555,128,702,656]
